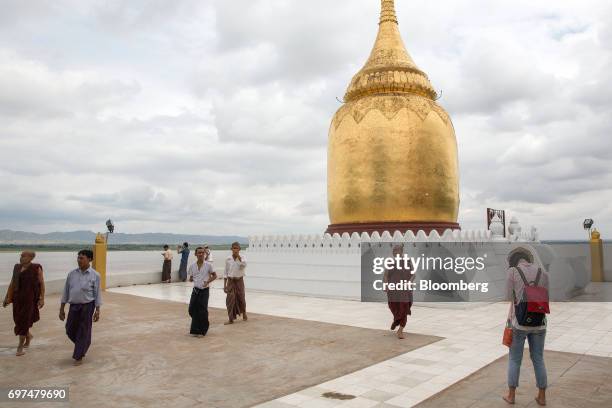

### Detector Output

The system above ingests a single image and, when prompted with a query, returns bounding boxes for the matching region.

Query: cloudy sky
[1,0,611,239]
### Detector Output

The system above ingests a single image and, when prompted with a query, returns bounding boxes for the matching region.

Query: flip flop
[502,396,515,404]
[535,397,546,406]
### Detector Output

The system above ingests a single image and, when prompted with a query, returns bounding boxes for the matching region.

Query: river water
[0,250,230,284]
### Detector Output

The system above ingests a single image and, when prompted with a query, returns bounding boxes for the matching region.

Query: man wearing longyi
[187,246,217,337]
[223,242,247,325]
[59,249,102,366]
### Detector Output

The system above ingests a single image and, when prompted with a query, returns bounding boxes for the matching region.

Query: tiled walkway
[110,283,612,407]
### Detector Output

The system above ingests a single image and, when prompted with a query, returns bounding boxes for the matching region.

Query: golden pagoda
[326,0,460,234]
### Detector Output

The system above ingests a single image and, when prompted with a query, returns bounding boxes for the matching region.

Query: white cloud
[0,0,611,239]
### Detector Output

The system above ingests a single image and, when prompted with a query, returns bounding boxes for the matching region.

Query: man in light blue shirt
[59,249,101,365]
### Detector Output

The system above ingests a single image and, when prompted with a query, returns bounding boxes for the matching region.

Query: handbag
[503,319,513,347]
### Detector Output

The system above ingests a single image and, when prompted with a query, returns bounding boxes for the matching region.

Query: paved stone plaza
[2,282,612,407]
[416,351,612,407]
[0,291,436,408]
[111,282,612,408]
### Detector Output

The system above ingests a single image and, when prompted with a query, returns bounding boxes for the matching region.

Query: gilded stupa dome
[326,0,460,234]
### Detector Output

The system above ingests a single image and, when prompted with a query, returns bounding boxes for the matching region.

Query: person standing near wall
[161,245,173,283]
[203,243,213,265]
[177,242,190,282]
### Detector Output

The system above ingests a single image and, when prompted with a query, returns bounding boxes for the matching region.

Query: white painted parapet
[244,229,572,300]
[247,229,509,254]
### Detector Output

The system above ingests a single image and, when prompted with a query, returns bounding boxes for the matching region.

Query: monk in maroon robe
[384,245,414,339]
[3,251,45,356]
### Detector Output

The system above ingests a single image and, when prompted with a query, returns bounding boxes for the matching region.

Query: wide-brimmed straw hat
[507,246,534,267]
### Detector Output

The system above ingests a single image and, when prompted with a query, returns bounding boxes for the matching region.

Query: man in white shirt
[161,245,173,283]
[223,242,247,324]
[203,243,214,265]
[187,247,217,337]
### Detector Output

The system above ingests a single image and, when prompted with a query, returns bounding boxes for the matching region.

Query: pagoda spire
[343,0,437,102]
[379,0,398,24]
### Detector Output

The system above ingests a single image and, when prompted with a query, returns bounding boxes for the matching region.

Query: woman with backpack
[503,247,550,406]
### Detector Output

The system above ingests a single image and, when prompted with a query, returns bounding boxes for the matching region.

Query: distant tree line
[0,244,242,252]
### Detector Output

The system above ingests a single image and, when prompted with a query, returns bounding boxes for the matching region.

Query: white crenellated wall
[247,229,539,255]
[249,229,537,254]
[243,229,552,300]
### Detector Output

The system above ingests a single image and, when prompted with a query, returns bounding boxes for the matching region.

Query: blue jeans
[508,329,547,389]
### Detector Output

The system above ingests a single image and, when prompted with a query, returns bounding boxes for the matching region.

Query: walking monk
[3,251,45,356]
[59,249,102,365]
[384,244,414,339]
[223,242,247,325]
